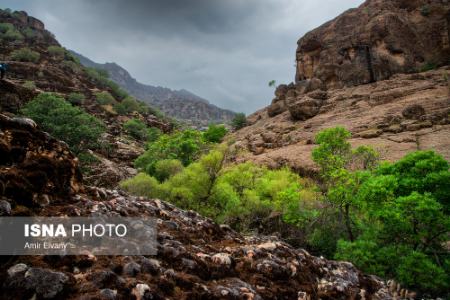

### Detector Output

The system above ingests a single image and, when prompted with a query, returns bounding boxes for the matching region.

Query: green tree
[312,127,352,177]
[268,80,276,87]
[231,113,247,130]
[336,151,450,297]
[134,129,205,175]
[21,93,105,153]
[203,124,228,143]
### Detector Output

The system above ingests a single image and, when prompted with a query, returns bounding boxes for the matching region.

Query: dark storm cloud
[2,0,365,113]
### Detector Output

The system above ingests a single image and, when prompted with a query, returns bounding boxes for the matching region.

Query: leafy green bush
[85,67,128,100]
[47,45,65,59]
[153,159,183,182]
[135,129,205,175]
[0,22,23,41]
[95,91,116,105]
[22,81,36,90]
[114,96,141,114]
[67,93,85,105]
[120,173,162,198]
[10,48,40,62]
[123,118,148,140]
[231,113,247,130]
[127,147,320,232]
[22,27,35,39]
[147,127,162,143]
[21,93,105,153]
[203,124,228,143]
[62,61,83,74]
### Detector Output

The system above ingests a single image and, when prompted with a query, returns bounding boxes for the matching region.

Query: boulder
[288,96,323,120]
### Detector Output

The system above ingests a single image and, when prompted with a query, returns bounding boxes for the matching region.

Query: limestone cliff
[295,0,450,88]
[231,0,450,177]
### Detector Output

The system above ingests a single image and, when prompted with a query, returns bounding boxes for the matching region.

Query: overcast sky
[3,0,364,113]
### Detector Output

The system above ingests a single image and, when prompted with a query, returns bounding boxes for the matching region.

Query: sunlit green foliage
[153,159,184,182]
[21,93,105,153]
[120,173,162,199]
[124,124,449,297]
[128,147,320,232]
[203,124,228,143]
[333,150,450,297]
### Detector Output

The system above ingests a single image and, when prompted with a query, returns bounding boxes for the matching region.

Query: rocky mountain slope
[0,114,407,299]
[0,9,172,187]
[72,51,237,128]
[230,0,450,177]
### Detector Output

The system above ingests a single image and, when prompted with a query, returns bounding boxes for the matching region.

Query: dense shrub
[135,129,205,175]
[231,113,247,130]
[10,48,40,62]
[130,146,319,231]
[22,27,35,40]
[120,173,162,198]
[21,93,105,153]
[123,118,148,140]
[67,92,85,105]
[0,22,23,41]
[62,60,83,74]
[47,45,65,59]
[85,67,128,100]
[95,91,116,105]
[203,124,228,143]
[114,96,141,114]
[153,159,184,182]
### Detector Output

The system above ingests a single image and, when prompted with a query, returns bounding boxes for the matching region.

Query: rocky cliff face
[0,114,407,299]
[295,0,450,89]
[72,51,237,128]
[230,0,450,177]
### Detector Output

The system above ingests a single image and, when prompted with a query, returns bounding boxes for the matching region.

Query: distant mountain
[71,51,236,127]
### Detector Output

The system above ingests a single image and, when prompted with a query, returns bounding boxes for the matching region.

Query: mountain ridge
[71,50,237,127]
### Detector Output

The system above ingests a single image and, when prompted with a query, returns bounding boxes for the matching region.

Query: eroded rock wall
[295,0,450,88]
